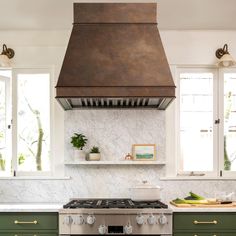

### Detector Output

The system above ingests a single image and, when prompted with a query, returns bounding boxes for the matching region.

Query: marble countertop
[0,203,64,212]
[1,202,236,213]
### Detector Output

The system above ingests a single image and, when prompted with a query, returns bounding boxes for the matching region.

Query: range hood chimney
[56,3,175,110]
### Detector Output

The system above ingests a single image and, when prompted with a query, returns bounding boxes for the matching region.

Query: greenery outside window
[0,68,51,177]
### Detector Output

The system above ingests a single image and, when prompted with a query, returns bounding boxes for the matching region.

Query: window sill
[160,176,236,181]
[0,176,71,180]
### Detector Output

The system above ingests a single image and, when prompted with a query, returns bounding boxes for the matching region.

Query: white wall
[0,30,236,203]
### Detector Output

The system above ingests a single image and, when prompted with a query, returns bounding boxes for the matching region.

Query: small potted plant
[71,133,88,160]
[88,146,101,161]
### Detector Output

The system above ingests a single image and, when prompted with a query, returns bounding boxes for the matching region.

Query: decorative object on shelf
[215,44,236,67]
[124,153,133,160]
[88,146,101,161]
[0,44,15,67]
[132,144,156,161]
[71,133,88,160]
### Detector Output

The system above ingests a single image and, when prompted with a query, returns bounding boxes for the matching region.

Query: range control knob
[136,214,145,225]
[159,214,167,225]
[98,224,107,235]
[87,215,96,225]
[124,223,133,235]
[147,214,156,225]
[63,216,72,225]
[74,215,84,225]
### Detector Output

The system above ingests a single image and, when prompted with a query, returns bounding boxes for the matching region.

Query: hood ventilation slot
[57,97,173,110]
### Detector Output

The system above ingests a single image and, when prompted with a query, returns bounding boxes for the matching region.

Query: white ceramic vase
[88,153,101,161]
[74,149,86,161]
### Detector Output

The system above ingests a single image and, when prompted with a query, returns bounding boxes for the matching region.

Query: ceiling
[0,0,236,30]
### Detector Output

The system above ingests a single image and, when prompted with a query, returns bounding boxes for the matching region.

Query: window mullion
[213,68,221,177]
[11,69,18,176]
[5,75,12,176]
[217,68,224,177]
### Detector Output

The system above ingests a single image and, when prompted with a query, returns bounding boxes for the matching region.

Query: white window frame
[166,66,236,179]
[11,68,53,177]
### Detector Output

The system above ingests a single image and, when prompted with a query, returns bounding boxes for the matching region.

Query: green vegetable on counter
[172,192,206,204]
[189,191,205,200]
[173,198,208,204]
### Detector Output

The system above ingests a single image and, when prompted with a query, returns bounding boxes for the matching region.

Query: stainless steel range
[59,199,172,235]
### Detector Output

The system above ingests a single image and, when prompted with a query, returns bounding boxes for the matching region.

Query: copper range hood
[56,3,175,110]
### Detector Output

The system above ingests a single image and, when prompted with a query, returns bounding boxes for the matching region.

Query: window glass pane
[17,73,50,172]
[180,73,214,171]
[0,70,11,176]
[224,73,236,171]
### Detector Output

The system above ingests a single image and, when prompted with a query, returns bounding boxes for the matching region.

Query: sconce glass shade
[217,53,236,67]
[0,54,11,67]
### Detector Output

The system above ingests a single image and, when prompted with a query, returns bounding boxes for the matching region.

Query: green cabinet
[173,212,236,236]
[174,233,236,236]
[0,234,57,236]
[0,212,58,235]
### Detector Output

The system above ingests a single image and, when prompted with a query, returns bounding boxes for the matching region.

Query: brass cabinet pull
[15,235,37,236]
[14,220,38,224]
[193,234,216,236]
[194,234,217,236]
[193,220,217,225]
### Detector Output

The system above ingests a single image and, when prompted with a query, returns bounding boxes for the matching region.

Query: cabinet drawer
[0,213,58,230]
[174,233,236,236]
[174,212,236,231]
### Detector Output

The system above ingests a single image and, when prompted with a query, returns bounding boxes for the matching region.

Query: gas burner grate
[63,199,99,209]
[63,199,168,209]
[132,200,168,209]
[99,199,135,209]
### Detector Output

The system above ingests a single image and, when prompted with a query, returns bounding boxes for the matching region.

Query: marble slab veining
[0,110,236,204]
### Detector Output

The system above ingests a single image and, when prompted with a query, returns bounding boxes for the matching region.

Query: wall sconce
[0,44,15,67]
[215,44,236,67]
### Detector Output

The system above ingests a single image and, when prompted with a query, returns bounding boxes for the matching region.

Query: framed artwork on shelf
[132,144,156,161]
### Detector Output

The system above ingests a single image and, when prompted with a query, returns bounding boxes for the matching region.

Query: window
[0,70,11,177]
[0,68,51,177]
[223,71,236,173]
[177,67,236,178]
[180,72,214,172]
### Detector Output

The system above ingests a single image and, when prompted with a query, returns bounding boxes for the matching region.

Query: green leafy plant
[0,153,5,171]
[90,146,100,153]
[71,133,87,150]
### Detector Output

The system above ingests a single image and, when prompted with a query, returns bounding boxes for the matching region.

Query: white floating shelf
[64,160,165,165]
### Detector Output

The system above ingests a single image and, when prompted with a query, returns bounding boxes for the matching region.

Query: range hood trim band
[56,86,175,97]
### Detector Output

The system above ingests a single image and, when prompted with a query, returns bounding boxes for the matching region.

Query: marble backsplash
[0,110,236,203]
[64,110,166,162]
